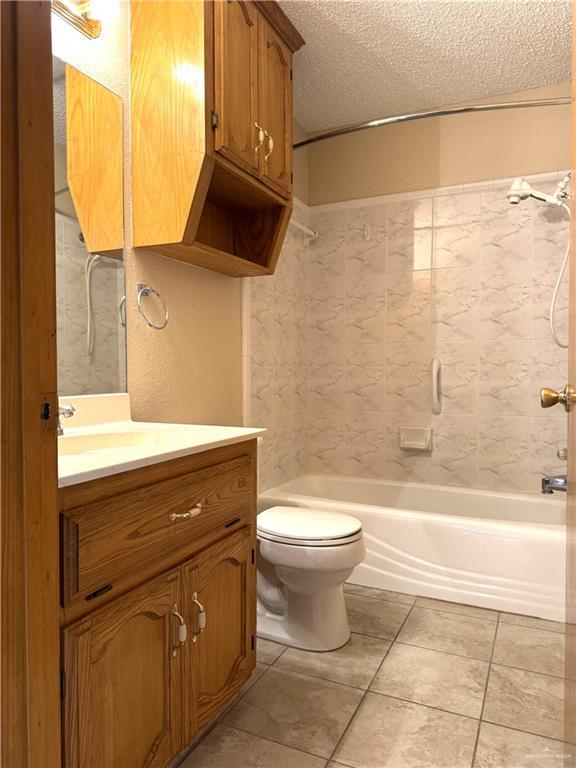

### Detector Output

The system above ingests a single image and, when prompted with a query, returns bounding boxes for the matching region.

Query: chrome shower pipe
[294,98,572,149]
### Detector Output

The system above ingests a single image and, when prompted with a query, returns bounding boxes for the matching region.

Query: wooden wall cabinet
[131,0,304,277]
[60,442,257,768]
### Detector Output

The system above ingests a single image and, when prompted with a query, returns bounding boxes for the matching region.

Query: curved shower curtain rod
[293,97,572,149]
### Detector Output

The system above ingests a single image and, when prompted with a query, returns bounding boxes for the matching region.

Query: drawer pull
[191,591,206,644]
[224,517,241,528]
[169,503,202,522]
[84,584,113,601]
[172,604,187,657]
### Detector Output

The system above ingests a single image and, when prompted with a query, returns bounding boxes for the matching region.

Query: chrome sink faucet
[57,404,76,436]
[541,475,567,494]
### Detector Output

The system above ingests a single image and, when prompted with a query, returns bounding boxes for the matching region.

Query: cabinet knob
[170,503,202,522]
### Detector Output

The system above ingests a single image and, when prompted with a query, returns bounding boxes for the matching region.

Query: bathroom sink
[57,421,266,487]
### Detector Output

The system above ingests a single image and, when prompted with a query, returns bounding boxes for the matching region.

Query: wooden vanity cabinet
[60,441,257,768]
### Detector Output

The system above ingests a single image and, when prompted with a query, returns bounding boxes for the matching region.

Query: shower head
[507,173,571,207]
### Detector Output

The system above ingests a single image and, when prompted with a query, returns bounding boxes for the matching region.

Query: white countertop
[58,420,265,488]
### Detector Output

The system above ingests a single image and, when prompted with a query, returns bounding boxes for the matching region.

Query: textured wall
[246,173,569,494]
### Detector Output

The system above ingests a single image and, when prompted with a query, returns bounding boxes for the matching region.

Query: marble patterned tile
[397,607,497,660]
[383,411,433,483]
[531,255,569,342]
[256,638,286,665]
[477,416,530,492]
[334,693,478,768]
[492,623,565,677]
[346,291,387,343]
[183,724,326,768]
[479,261,532,340]
[432,222,480,269]
[345,344,387,411]
[308,292,347,344]
[434,191,481,227]
[344,584,416,605]
[528,416,567,492]
[223,667,363,758]
[343,411,388,478]
[429,414,478,487]
[307,410,348,475]
[414,597,498,622]
[473,722,571,768]
[483,664,564,741]
[478,340,531,416]
[388,197,433,229]
[386,270,432,341]
[346,203,388,246]
[532,201,570,264]
[308,343,347,410]
[345,594,411,640]
[276,633,391,689]
[370,643,488,718]
[431,266,480,341]
[432,342,479,414]
[384,343,432,413]
[387,226,432,274]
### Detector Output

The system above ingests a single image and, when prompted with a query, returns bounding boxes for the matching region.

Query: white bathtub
[259,474,566,622]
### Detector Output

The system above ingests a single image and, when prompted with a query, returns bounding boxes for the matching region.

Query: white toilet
[256,506,365,652]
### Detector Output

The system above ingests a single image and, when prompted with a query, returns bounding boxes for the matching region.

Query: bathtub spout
[542,474,567,494]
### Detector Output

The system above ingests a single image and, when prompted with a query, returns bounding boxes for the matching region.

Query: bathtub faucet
[541,474,567,494]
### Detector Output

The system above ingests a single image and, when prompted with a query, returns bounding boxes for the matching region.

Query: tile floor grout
[186,589,567,767]
[324,598,417,765]
[470,610,501,766]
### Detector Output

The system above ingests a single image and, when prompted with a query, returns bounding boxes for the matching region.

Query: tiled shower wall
[56,213,127,395]
[244,173,569,494]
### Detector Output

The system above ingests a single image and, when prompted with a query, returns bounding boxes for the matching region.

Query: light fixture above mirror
[51,0,101,39]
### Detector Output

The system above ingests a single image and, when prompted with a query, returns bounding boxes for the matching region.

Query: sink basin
[58,425,242,457]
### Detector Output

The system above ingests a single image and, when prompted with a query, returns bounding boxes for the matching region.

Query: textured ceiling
[280,0,572,132]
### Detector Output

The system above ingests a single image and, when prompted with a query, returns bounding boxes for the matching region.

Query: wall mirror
[52,55,126,395]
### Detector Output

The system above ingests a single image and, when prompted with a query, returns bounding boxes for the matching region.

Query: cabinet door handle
[264,130,274,161]
[254,122,264,154]
[170,503,202,522]
[171,604,187,657]
[191,591,206,644]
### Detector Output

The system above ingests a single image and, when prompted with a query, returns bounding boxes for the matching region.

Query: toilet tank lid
[257,506,362,541]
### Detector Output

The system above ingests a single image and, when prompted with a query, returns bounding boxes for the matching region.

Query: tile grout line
[470,610,501,767]
[324,601,417,765]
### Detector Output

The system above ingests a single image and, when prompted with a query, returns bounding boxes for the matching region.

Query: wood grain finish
[63,570,183,768]
[213,0,260,176]
[566,6,576,751]
[253,0,305,52]
[257,15,292,197]
[183,527,256,736]
[130,0,302,276]
[1,3,61,766]
[66,64,123,256]
[131,0,209,247]
[61,455,253,612]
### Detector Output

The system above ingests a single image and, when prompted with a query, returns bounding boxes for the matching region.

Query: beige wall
[293,119,310,204]
[53,1,243,426]
[304,84,571,205]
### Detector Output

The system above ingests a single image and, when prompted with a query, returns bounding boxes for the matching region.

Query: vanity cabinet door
[257,15,292,197]
[62,570,183,768]
[213,0,260,176]
[182,527,256,739]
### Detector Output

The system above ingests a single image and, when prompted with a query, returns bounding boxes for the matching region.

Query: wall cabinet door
[182,528,256,737]
[213,0,260,176]
[62,570,183,768]
[257,16,292,197]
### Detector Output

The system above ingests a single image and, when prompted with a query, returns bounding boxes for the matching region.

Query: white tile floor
[180,585,571,768]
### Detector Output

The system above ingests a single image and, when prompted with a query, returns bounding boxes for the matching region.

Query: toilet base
[257,585,351,652]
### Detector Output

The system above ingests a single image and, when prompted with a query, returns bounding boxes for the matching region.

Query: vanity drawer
[61,454,254,609]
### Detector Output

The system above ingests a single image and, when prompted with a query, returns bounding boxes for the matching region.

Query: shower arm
[294,98,572,149]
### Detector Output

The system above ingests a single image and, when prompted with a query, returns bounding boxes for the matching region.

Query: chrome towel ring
[137,283,169,330]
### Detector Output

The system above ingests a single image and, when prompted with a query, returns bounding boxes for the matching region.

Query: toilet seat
[257,506,363,547]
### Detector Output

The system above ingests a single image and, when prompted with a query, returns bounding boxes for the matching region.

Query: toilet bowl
[256,506,365,651]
